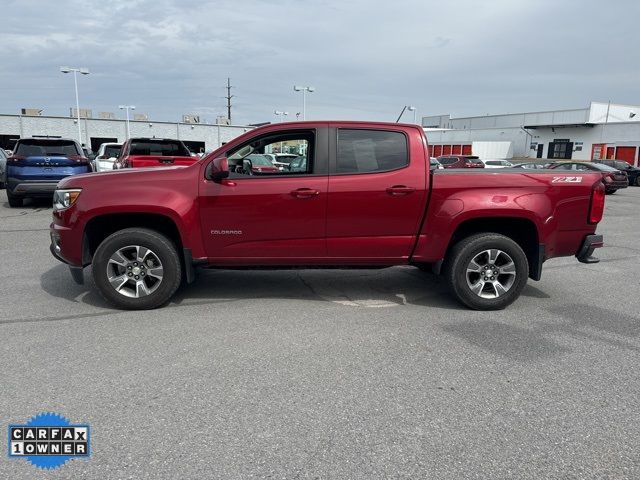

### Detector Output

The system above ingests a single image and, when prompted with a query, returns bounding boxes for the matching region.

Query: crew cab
[6,137,91,207]
[114,138,197,169]
[50,121,605,311]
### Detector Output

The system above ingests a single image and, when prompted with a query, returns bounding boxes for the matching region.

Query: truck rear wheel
[92,228,182,310]
[444,233,528,310]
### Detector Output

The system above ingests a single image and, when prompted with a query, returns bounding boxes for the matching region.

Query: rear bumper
[8,180,58,196]
[576,234,604,264]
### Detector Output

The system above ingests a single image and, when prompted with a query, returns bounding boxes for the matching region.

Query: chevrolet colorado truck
[50,121,605,310]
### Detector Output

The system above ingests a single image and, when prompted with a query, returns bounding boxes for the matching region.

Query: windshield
[16,139,80,157]
[247,155,274,166]
[594,163,620,172]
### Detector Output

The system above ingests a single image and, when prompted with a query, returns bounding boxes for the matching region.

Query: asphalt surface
[1,187,639,479]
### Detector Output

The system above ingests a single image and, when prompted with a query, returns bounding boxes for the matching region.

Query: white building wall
[0,114,251,151]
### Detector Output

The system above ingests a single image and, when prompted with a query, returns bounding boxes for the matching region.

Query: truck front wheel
[444,233,529,310]
[92,228,182,310]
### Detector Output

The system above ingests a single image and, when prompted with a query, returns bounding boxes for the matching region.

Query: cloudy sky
[1,0,638,125]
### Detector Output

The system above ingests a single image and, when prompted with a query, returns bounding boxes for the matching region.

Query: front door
[326,127,427,262]
[537,143,544,158]
[199,127,329,264]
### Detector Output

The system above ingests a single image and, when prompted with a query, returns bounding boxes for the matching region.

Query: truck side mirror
[205,156,230,181]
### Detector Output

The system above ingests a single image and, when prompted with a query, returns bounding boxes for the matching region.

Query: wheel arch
[82,212,184,265]
[443,217,542,280]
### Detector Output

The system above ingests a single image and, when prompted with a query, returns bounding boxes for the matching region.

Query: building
[0,113,252,153]
[422,101,640,166]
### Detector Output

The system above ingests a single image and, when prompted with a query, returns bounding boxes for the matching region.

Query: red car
[114,138,197,169]
[437,155,485,169]
[548,161,628,194]
[239,154,280,175]
[50,121,605,311]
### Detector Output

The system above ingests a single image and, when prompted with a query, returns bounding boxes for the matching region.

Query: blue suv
[6,137,92,207]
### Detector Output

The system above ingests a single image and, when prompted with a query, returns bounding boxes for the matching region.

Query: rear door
[326,126,427,262]
[199,126,329,263]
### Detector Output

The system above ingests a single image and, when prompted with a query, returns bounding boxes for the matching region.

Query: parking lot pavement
[0,189,639,479]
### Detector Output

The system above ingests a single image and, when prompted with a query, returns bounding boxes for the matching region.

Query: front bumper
[50,225,85,284]
[576,234,604,264]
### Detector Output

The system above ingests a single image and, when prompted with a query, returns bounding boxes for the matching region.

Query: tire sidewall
[448,234,529,310]
[92,229,181,310]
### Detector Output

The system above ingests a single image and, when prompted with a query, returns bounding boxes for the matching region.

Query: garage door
[615,146,636,165]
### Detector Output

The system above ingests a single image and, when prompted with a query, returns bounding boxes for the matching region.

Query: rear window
[16,139,80,157]
[129,140,190,157]
[337,129,408,173]
[438,157,458,165]
[464,156,481,163]
[104,145,121,158]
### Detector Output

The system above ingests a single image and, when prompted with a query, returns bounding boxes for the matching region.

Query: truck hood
[57,164,194,189]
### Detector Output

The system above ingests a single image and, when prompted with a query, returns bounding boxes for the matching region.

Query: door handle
[290,188,320,198]
[386,185,415,196]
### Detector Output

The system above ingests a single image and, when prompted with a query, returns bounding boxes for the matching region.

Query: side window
[336,129,408,174]
[226,130,314,176]
[574,164,588,171]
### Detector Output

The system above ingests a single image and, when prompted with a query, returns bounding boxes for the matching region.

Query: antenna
[225,77,234,123]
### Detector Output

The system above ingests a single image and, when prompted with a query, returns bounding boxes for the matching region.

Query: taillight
[7,155,25,163]
[589,182,605,224]
[68,155,89,163]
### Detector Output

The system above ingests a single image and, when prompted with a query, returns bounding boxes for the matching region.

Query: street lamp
[119,105,136,139]
[60,66,90,145]
[273,111,289,152]
[274,110,289,122]
[407,106,417,124]
[293,86,315,120]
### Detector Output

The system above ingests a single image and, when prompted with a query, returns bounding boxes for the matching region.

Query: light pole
[119,105,136,139]
[274,110,289,122]
[293,86,315,120]
[60,66,90,145]
[274,111,288,152]
[407,106,417,124]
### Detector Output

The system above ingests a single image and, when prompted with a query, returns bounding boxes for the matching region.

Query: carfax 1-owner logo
[7,412,91,470]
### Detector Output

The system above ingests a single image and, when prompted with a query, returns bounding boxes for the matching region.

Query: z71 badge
[552,176,583,183]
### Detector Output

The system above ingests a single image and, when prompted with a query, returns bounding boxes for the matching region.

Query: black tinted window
[337,129,408,173]
[438,157,457,165]
[130,140,190,156]
[104,146,121,157]
[16,139,80,157]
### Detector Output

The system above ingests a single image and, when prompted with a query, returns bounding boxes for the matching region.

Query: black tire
[7,190,23,207]
[635,176,640,187]
[444,233,529,310]
[605,189,617,195]
[92,228,182,310]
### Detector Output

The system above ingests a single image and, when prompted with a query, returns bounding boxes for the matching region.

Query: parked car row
[3,135,638,207]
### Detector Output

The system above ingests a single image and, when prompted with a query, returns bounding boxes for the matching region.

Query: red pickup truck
[50,121,605,310]
[114,138,197,169]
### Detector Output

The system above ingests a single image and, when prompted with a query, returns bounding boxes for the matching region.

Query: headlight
[53,189,82,211]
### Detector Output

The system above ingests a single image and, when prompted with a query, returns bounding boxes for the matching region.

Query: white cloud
[0,0,637,124]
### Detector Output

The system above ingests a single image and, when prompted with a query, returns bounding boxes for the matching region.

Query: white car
[483,159,514,168]
[93,143,122,172]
